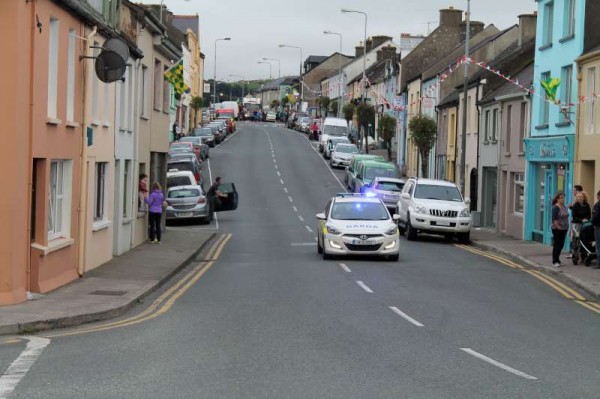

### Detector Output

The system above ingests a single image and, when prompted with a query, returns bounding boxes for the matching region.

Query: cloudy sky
[138,0,537,82]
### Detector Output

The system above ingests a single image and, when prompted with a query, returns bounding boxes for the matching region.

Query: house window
[141,65,148,117]
[163,66,171,112]
[540,71,550,125]
[48,160,72,240]
[153,59,162,111]
[519,102,527,153]
[563,0,576,38]
[587,67,596,134]
[543,1,554,46]
[138,163,147,212]
[484,110,490,142]
[513,173,525,214]
[47,18,59,119]
[123,160,131,219]
[505,105,512,152]
[94,162,107,221]
[66,28,76,122]
[560,65,573,123]
[92,41,100,122]
[492,108,498,142]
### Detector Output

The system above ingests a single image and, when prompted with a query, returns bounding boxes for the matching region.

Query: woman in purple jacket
[145,182,165,243]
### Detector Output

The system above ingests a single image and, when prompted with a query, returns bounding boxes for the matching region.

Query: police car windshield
[331,202,389,220]
[414,184,463,202]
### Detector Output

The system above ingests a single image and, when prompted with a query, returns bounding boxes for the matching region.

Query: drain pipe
[77,25,97,277]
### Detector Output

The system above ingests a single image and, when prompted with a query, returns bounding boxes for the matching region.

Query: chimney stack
[365,37,373,53]
[377,45,398,62]
[439,7,462,26]
[518,13,537,46]
[372,35,393,50]
[355,42,364,58]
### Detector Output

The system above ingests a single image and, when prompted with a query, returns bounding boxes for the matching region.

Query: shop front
[524,135,574,245]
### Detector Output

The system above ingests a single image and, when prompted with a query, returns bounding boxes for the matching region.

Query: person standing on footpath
[567,190,591,258]
[145,182,165,244]
[551,192,569,267]
[591,190,600,270]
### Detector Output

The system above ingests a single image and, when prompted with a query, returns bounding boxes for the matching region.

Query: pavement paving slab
[0,229,215,336]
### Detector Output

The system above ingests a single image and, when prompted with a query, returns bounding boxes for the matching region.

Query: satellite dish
[95,50,127,83]
[93,38,130,83]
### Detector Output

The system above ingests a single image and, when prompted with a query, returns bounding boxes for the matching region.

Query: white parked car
[316,194,401,261]
[319,117,348,152]
[395,178,472,243]
[330,143,359,168]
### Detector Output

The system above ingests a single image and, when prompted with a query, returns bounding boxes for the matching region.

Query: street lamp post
[262,58,281,78]
[324,30,343,117]
[279,44,304,106]
[213,37,231,106]
[459,0,471,197]
[258,61,273,79]
[229,74,245,100]
[341,9,367,104]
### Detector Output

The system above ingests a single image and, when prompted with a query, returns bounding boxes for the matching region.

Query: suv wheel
[317,237,323,254]
[457,232,470,244]
[406,216,417,241]
[322,248,333,260]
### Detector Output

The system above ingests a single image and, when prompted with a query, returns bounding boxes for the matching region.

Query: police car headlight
[385,226,399,236]
[460,207,471,217]
[415,204,427,215]
[326,225,342,235]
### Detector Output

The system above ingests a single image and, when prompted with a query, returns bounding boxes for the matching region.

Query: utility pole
[460,0,471,196]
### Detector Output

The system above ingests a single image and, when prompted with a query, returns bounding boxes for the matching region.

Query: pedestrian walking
[592,190,600,269]
[567,190,591,258]
[551,192,569,267]
[145,182,165,244]
[310,121,319,141]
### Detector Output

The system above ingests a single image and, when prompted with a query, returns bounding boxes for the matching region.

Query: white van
[319,117,348,153]
[221,101,240,119]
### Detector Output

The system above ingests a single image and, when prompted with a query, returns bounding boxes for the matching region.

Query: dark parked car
[167,156,203,188]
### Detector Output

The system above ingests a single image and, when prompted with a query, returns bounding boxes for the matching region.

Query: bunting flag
[164,59,190,95]
[541,77,561,103]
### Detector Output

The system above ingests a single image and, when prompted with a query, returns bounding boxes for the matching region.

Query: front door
[543,167,554,245]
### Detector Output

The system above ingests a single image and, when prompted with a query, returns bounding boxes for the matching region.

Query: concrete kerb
[0,233,217,337]
[470,240,600,302]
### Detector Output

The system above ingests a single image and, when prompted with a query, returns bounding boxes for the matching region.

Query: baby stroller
[572,221,597,266]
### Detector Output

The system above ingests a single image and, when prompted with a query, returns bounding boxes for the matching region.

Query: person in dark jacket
[568,191,592,258]
[592,190,600,269]
[551,192,569,267]
[145,182,165,243]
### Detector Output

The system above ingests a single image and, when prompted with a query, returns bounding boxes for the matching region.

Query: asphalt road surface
[2,122,599,398]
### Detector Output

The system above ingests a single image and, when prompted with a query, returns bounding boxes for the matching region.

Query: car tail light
[198,198,206,204]
[194,172,200,183]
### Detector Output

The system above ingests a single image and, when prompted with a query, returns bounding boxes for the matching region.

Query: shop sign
[525,136,572,162]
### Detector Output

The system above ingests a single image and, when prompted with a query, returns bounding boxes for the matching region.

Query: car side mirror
[392,214,401,221]
[401,192,410,200]
[464,197,471,205]
[316,213,326,221]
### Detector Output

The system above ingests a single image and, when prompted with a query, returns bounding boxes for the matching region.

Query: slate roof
[172,15,199,38]
[259,76,299,91]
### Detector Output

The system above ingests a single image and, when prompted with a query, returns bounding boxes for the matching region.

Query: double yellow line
[455,244,600,315]
[44,234,232,338]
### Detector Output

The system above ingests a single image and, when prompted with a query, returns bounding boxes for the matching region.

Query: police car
[316,193,401,261]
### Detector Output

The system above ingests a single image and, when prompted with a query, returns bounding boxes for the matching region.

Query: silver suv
[395,178,472,243]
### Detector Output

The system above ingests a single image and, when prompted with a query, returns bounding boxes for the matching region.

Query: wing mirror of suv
[392,214,401,221]
[316,213,326,220]
[464,197,471,205]
[401,192,411,200]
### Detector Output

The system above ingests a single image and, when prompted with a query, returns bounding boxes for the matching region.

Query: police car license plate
[177,212,193,218]
[353,239,375,245]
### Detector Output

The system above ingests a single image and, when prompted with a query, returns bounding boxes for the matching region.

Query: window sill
[491,140,498,144]
[518,152,525,157]
[66,121,79,128]
[91,119,101,127]
[137,211,147,218]
[31,237,74,256]
[555,122,571,128]
[46,117,62,126]
[122,218,133,225]
[140,115,149,121]
[504,152,511,157]
[535,124,549,130]
[153,107,162,113]
[483,140,489,145]
[92,220,111,232]
[538,43,553,51]
[559,34,575,44]
[103,121,111,128]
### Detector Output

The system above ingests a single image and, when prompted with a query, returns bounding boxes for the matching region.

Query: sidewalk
[471,228,600,300]
[0,229,215,336]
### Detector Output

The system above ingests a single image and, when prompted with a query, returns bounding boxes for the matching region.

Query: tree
[342,103,355,124]
[408,115,437,177]
[190,96,203,127]
[356,103,375,154]
[329,100,339,117]
[318,96,331,117]
[378,114,397,161]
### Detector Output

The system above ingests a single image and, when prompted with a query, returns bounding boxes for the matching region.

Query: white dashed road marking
[298,215,305,222]
[460,348,538,380]
[305,225,313,233]
[293,206,298,212]
[288,196,294,203]
[389,306,425,327]
[280,179,285,185]
[356,281,374,293]
[283,187,288,193]
[291,242,317,246]
[339,263,352,273]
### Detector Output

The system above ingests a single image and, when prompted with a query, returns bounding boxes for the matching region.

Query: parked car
[324,136,350,159]
[319,117,348,152]
[363,177,406,212]
[344,154,385,190]
[167,156,203,188]
[207,122,225,143]
[298,117,311,132]
[353,160,399,193]
[167,170,198,190]
[266,111,277,122]
[330,143,359,168]
[178,136,209,160]
[396,178,472,243]
[165,185,211,224]
[316,193,400,261]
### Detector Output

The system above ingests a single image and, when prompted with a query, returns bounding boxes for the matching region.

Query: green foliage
[190,96,204,126]
[270,99,280,109]
[318,96,331,117]
[329,100,339,116]
[408,115,437,176]
[342,103,355,123]
[357,103,376,153]
[378,114,397,161]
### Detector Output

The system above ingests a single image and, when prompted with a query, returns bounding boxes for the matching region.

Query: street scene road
[2,123,599,398]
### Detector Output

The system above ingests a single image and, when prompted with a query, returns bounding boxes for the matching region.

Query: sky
[138,0,537,82]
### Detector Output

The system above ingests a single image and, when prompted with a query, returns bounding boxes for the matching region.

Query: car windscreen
[191,129,212,136]
[170,143,192,149]
[218,113,234,119]
[334,144,358,153]
[414,184,463,202]
[376,181,404,192]
[331,202,389,221]
[167,176,193,188]
[323,125,347,136]
[168,188,201,198]
[167,162,193,172]
[365,167,398,180]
